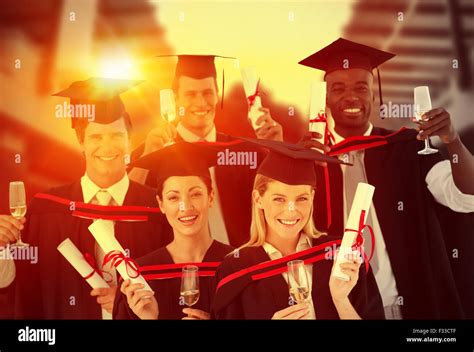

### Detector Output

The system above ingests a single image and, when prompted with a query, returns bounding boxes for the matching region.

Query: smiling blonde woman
[212,139,385,320]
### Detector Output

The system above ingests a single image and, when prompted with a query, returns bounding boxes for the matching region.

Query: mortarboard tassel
[377,67,383,107]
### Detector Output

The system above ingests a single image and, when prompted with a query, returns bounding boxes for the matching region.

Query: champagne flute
[160,89,176,123]
[180,265,200,316]
[414,86,438,155]
[287,260,310,304]
[9,181,29,247]
[160,89,176,147]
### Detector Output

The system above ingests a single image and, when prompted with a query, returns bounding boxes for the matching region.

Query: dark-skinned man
[298,38,474,319]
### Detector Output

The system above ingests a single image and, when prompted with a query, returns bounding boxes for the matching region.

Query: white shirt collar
[80,173,129,206]
[263,233,312,260]
[176,122,216,142]
[330,123,373,144]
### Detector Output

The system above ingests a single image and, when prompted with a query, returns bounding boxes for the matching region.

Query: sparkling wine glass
[180,265,200,316]
[414,86,438,155]
[160,89,176,123]
[287,260,310,304]
[160,89,176,147]
[9,181,29,247]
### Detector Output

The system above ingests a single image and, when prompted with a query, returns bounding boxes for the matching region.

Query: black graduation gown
[113,240,233,320]
[132,132,258,248]
[313,127,473,319]
[13,180,173,319]
[212,236,384,320]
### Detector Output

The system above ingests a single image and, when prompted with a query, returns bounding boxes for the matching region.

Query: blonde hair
[237,174,326,252]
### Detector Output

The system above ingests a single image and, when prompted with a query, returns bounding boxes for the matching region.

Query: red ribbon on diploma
[343,210,375,273]
[102,250,141,279]
[83,252,101,280]
[82,252,114,283]
[247,79,260,107]
[309,112,335,145]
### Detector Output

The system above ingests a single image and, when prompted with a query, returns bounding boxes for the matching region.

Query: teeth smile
[179,215,198,221]
[278,219,299,225]
[193,111,208,116]
[97,156,118,161]
[343,108,361,113]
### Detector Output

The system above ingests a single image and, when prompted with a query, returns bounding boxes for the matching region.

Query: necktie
[194,136,229,243]
[95,189,112,207]
[207,167,230,244]
[343,151,379,275]
[198,138,229,244]
[93,190,116,320]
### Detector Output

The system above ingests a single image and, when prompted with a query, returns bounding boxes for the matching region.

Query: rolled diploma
[309,81,327,145]
[241,66,263,129]
[332,182,375,281]
[57,238,110,289]
[88,220,152,292]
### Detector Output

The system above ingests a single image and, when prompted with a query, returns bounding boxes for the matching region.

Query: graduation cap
[298,38,395,105]
[52,77,143,128]
[239,138,348,186]
[157,54,236,108]
[129,141,221,189]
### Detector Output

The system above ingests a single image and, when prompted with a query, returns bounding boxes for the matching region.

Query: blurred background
[1,0,473,212]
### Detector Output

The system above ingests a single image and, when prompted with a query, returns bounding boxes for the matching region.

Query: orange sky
[0,0,352,149]
[155,0,351,112]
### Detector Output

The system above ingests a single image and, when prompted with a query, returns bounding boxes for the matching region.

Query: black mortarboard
[298,38,395,105]
[239,138,348,186]
[129,141,219,188]
[157,54,236,108]
[52,77,143,128]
